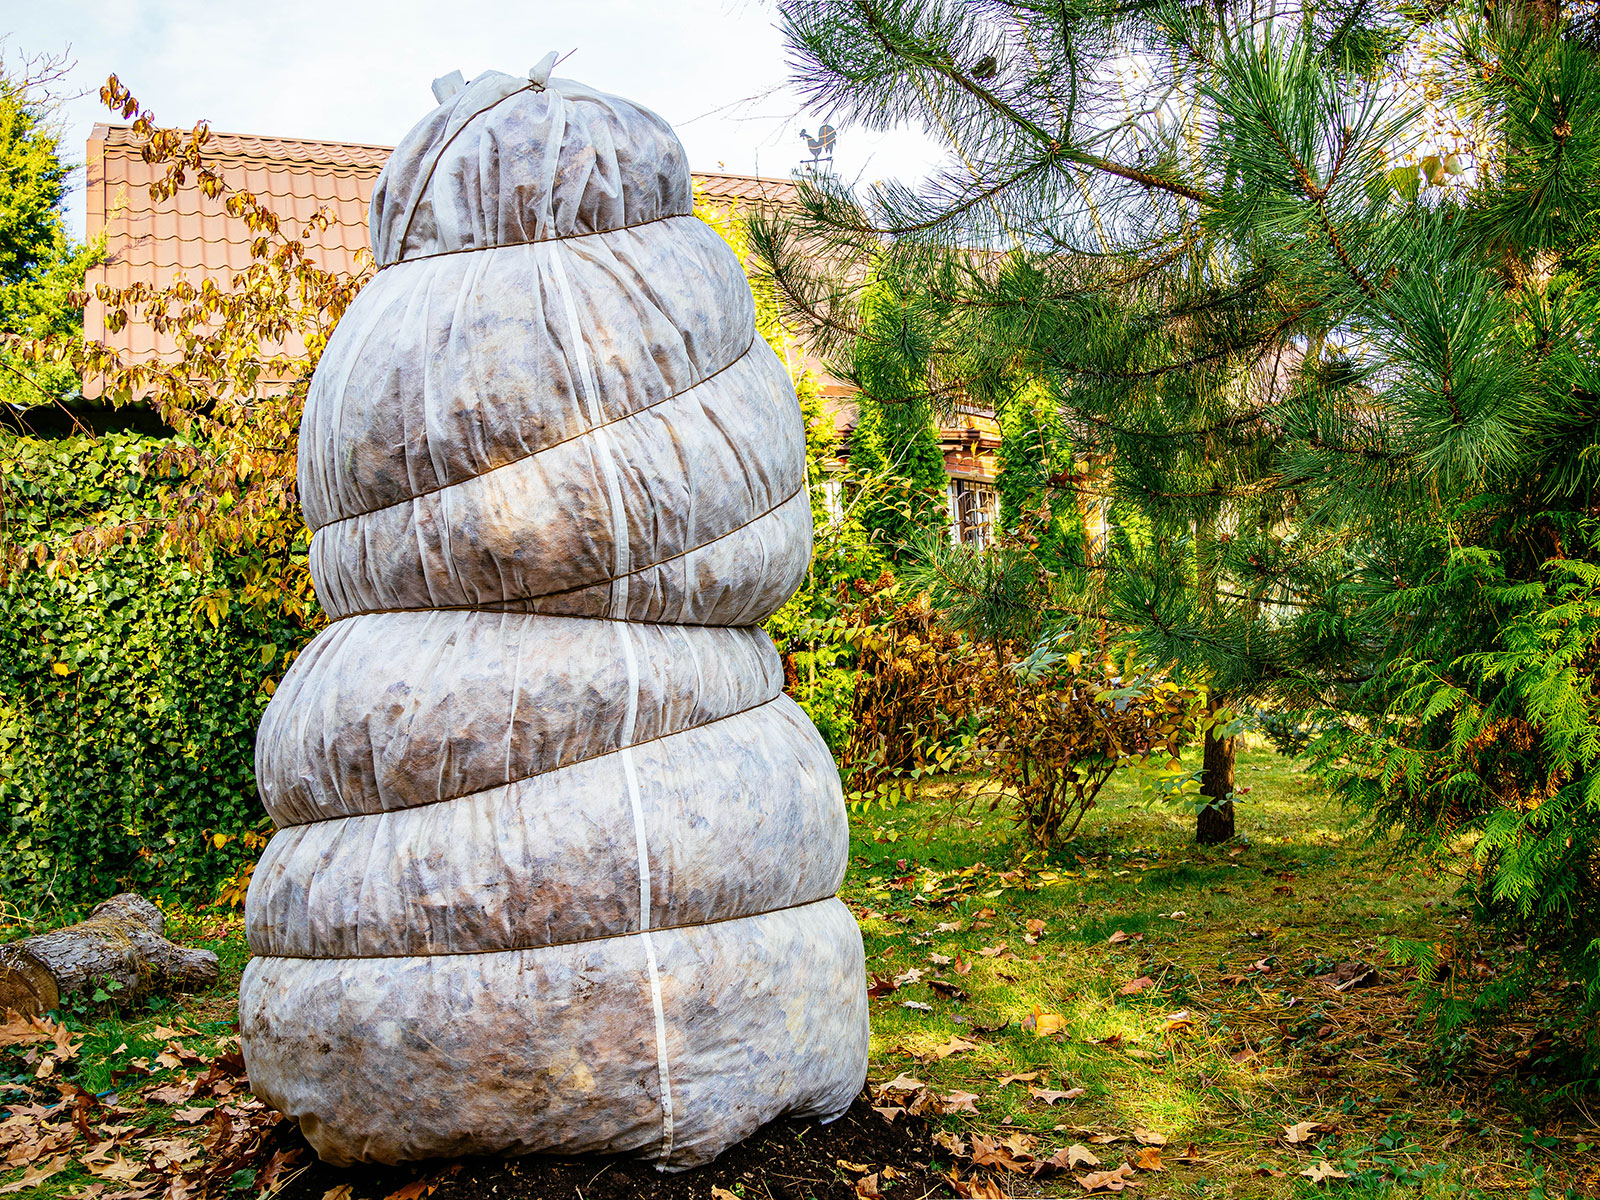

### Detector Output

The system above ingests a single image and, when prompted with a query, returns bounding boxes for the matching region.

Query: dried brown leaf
[1076,1162,1142,1191]
[1301,1161,1350,1184]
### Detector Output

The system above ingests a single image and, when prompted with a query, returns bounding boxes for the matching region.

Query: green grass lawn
[2,744,1595,1198]
[843,744,1596,1198]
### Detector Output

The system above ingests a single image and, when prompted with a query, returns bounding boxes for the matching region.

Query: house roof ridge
[97,123,395,169]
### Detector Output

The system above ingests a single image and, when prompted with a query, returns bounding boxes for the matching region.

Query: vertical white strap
[617,625,648,923]
[614,623,675,1162]
[547,243,631,616]
[640,929,676,1163]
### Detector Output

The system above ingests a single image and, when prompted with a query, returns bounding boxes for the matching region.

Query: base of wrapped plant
[267,1096,950,1200]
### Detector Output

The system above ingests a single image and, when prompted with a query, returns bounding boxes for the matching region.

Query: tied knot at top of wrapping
[373,67,693,268]
[431,52,555,103]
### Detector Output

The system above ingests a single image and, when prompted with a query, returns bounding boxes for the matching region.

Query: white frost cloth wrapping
[240,70,868,1169]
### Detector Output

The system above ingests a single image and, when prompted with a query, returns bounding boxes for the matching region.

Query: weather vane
[798,124,836,172]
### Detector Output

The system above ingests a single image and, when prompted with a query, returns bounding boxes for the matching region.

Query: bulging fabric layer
[368,71,693,265]
[257,613,784,823]
[248,691,848,957]
[299,217,755,530]
[242,900,868,1169]
[242,66,868,1170]
[304,338,808,622]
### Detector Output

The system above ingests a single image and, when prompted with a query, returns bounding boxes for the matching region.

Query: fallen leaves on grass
[1028,1085,1084,1104]
[997,1071,1039,1085]
[1132,1128,1167,1146]
[969,1132,1036,1173]
[1301,1160,1351,1184]
[1039,1144,1099,1171]
[1077,1163,1141,1191]
[0,1010,69,1050]
[1284,1120,1339,1144]
[1021,1005,1065,1036]
[0,1153,72,1195]
[944,1167,1007,1198]
[1133,1146,1165,1171]
[940,1091,981,1114]
[0,1029,297,1200]
[86,1151,147,1184]
[871,1072,978,1120]
[922,1035,979,1061]
[1119,976,1156,995]
[1312,961,1381,991]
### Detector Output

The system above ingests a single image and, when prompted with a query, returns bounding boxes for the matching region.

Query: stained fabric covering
[240,69,869,1169]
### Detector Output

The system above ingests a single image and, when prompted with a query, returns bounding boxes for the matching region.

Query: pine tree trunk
[0,893,219,1017]
[1197,720,1237,845]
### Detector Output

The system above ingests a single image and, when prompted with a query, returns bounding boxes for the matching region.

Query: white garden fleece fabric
[239,68,869,1170]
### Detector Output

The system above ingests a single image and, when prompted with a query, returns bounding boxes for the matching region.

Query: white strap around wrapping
[546,241,631,618]
[615,623,675,1162]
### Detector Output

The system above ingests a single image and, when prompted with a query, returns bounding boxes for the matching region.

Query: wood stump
[0,893,220,1017]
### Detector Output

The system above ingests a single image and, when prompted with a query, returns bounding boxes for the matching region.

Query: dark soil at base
[272,1096,954,1200]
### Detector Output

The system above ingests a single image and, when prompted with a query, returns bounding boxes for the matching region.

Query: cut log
[0,893,219,1017]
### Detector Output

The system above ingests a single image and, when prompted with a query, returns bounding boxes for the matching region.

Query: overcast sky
[8,0,947,240]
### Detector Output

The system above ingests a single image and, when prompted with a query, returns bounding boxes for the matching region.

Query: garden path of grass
[2,745,1595,1198]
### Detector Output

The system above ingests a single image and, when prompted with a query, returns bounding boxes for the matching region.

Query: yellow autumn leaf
[1025,1004,1066,1036]
[51,662,71,675]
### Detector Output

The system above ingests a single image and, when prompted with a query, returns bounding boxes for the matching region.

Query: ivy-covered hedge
[0,434,310,912]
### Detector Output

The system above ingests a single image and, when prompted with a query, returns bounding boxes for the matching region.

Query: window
[947,479,999,550]
[820,477,845,527]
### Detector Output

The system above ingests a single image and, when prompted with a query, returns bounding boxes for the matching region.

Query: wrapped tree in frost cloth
[239,58,869,1169]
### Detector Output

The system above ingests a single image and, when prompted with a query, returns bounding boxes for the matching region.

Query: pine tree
[758,0,1600,1019]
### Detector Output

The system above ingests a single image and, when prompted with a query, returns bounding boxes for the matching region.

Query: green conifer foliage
[994,382,1081,572]
[849,276,952,560]
[0,63,98,413]
[760,0,1600,1039]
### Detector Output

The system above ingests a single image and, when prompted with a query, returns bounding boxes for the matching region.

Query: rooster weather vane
[798,124,836,172]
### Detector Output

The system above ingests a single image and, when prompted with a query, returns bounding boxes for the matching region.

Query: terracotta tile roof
[83,125,993,480]
[84,125,386,372]
[691,171,800,207]
[83,125,803,374]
